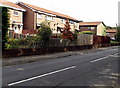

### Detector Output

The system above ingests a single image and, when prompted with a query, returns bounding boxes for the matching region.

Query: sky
[8,0,120,27]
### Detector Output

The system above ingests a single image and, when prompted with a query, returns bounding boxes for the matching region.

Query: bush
[5,36,42,49]
[110,40,119,44]
[6,39,19,49]
[37,21,52,46]
[78,31,94,34]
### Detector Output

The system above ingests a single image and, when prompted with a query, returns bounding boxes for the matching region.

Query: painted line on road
[109,53,119,57]
[91,56,109,63]
[91,53,119,63]
[109,53,119,56]
[8,66,76,86]
[114,53,119,55]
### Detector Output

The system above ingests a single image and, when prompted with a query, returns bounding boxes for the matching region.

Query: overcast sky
[8,0,119,27]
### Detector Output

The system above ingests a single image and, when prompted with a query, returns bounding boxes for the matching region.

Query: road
[2,47,120,87]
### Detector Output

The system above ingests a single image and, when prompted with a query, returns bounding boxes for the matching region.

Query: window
[46,16,53,21]
[13,11,19,16]
[69,21,74,24]
[74,22,77,25]
[62,19,66,23]
[38,14,42,19]
[91,27,95,30]
[14,27,17,30]
[88,27,95,30]
[88,27,91,29]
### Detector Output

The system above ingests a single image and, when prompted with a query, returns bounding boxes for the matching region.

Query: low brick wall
[3,43,117,58]
[3,45,93,58]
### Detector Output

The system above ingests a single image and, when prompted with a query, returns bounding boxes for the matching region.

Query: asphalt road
[2,47,120,87]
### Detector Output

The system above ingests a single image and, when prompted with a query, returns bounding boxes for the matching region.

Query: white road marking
[91,53,119,63]
[8,66,76,86]
[91,56,109,63]
[109,55,117,57]
[114,53,119,55]
[109,53,119,57]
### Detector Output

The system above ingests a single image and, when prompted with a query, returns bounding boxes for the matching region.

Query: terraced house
[0,0,25,34]
[16,2,80,35]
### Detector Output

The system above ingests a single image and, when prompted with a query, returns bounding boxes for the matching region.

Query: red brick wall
[17,3,35,30]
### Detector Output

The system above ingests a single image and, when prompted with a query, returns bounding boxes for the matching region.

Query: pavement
[2,46,119,87]
[2,46,119,67]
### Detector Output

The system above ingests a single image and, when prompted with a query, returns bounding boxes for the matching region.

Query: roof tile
[106,29,117,33]
[20,2,78,21]
[0,0,24,10]
[79,22,103,26]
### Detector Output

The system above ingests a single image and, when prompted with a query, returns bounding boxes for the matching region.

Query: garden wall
[3,45,93,58]
[3,33,112,58]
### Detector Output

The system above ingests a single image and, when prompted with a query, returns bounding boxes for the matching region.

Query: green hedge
[78,31,94,34]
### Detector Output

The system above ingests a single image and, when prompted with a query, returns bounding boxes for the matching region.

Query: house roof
[17,2,78,21]
[106,29,117,33]
[0,0,25,11]
[79,21,105,26]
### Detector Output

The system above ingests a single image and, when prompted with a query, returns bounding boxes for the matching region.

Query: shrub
[78,31,94,34]
[37,21,52,46]
[6,38,19,49]
[110,40,119,44]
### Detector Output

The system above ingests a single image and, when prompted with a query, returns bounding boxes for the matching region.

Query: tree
[106,26,117,29]
[62,19,74,41]
[37,21,52,46]
[2,7,10,50]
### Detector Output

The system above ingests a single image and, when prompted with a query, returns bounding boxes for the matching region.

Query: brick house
[79,22,106,36]
[16,2,80,35]
[0,0,25,34]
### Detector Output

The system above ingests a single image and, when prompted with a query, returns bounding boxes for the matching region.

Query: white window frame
[62,19,66,23]
[13,11,19,16]
[46,16,53,21]
[91,27,95,30]
[88,27,91,29]
[38,14,42,19]
[70,21,74,24]
[14,27,17,30]
[74,22,76,25]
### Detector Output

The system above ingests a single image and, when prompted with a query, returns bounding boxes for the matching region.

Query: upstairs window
[69,21,74,24]
[88,27,91,29]
[74,22,77,25]
[13,11,19,16]
[91,27,95,30]
[38,14,42,19]
[46,16,53,21]
[62,19,66,23]
[88,27,95,30]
